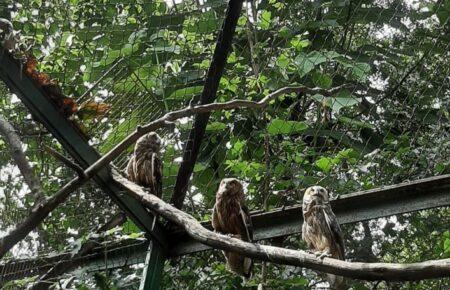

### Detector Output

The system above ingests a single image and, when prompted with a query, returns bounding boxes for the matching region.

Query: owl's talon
[317,252,332,260]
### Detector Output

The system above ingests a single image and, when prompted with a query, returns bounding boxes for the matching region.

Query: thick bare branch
[112,170,450,282]
[0,85,345,259]
[0,114,43,200]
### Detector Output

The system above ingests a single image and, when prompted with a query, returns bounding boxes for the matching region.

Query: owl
[212,178,253,278]
[0,18,16,51]
[126,132,163,198]
[302,186,346,289]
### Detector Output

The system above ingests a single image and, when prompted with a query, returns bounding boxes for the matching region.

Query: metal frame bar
[139,240,166,290]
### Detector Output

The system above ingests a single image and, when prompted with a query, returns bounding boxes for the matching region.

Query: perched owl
[0,18,16,51]
[212,178,253,278]
[126,132,163,198]
[302,186,346,289]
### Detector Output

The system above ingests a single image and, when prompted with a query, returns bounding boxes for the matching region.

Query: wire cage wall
[0,0,449,289]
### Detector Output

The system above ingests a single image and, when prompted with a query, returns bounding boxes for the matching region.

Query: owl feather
[126,132,163,198]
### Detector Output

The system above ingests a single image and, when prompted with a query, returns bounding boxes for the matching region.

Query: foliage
[0,0,449,288]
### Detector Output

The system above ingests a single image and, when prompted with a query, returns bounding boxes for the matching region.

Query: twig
[0,84,350,259]
[112,170,450,282]
[43,145,86,177]
[0,114,44,201]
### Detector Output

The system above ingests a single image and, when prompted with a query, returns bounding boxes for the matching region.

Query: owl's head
[218,178,244,198]
[0,18,13,37]
[135,132,162,153]
[303,185,329,204]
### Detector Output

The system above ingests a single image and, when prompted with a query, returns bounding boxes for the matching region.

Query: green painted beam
[139,240,166,290]
[0,51,167,246]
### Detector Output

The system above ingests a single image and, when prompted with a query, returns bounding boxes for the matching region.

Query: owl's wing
[126,155,136,181]
[153,154,163,198]
[211,204,223,232]
[239,204,253,242]
[324,207,345,260]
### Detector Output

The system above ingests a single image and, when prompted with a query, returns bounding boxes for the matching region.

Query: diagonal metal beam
[170,0,244,209]
[0,51,167,247]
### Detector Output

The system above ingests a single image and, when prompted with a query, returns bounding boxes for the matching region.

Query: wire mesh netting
[0,0,449,289]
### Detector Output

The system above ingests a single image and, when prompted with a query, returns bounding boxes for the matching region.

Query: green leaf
[338,116,374,129]
[122,219,141,235]
[290,38,310,51]
[276,53,290,68]
[186,10,220,33]
[352,62,371,81]
[306,51,329,65]
[315,157,333,173]
[267,119,308,135]
[294,54,315,77]
[259,10,272,29]
[206,121,227,131]
[332,90,361,113]
[168,86,203,100]
[294,51,337,77]
[194,163,207,172]
[444,231,450,254]
[312,71,332,89]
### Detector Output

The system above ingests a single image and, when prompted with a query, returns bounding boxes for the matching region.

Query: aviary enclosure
[0,0,449,289]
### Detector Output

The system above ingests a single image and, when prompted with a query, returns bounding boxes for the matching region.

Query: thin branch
[0,114,44,201]
[43,145,85,177]
[0,84,348,259]
[112,170,450,282]
[30,212,127,290]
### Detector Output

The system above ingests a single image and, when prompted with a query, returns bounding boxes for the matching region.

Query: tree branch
[0,114,44,201]
[112,170,450,282]
[0,85,347,259]
[43,145,85,177]
[30,212,127,290]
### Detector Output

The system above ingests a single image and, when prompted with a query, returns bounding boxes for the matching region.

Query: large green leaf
[312,91,361,113]
[267,119,308,135]
[168,86,204,100]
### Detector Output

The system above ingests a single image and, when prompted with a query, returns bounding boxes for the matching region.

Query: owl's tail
[327,273,347,290]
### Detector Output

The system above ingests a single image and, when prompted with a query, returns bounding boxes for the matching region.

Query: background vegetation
[0,0,449,288]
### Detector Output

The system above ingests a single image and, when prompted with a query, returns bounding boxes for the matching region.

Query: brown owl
[212,178,253,278]
[302,186,346,289]
[126,132,163,198]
